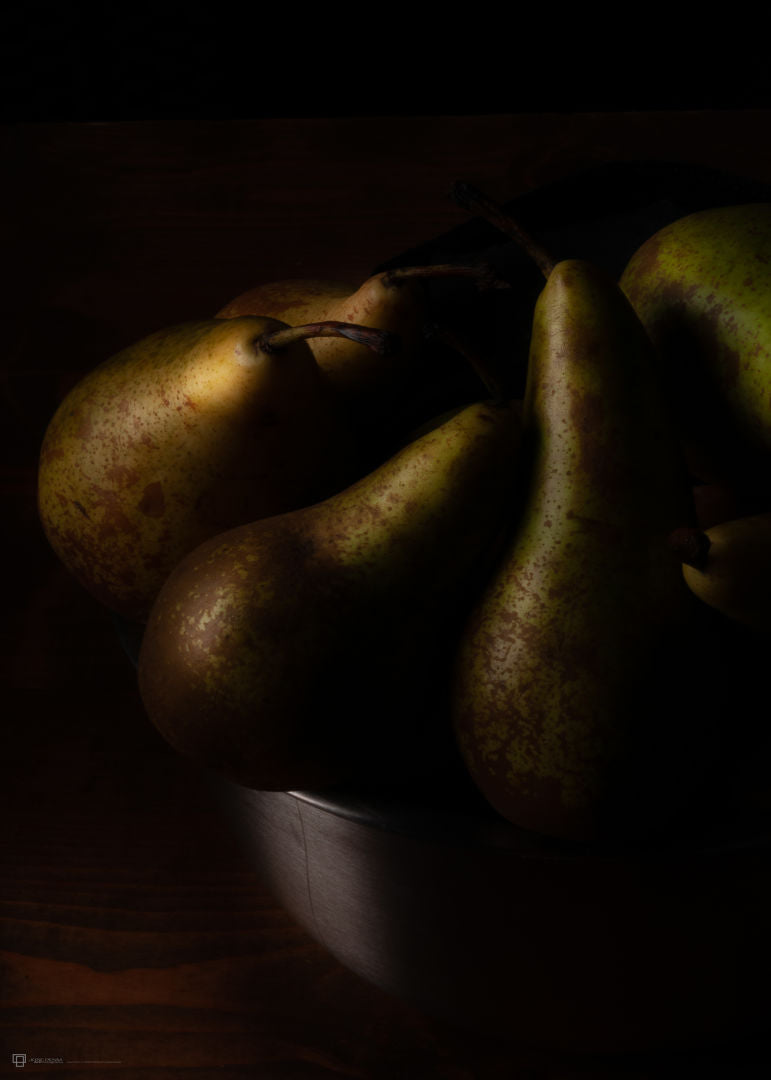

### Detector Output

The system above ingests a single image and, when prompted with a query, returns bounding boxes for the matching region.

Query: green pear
[453,259,708,843]
[619,203,771,497]
[137,399,522,791]
[38,317,390,622]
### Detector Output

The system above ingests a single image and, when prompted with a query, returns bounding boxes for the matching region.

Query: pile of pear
[36,198,771,848]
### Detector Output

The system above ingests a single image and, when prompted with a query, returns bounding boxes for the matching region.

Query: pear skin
[680,513,771,630]
[38,317,358,621]
[216,278,351,324]
[453,260,707,844]
[620,203,771,495]
[137,400,522,791]
[217,272,424,403]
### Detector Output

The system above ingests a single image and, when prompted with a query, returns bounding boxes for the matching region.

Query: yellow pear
[216,264,504,428]
[676,513,771,630]
[38,317,390,621]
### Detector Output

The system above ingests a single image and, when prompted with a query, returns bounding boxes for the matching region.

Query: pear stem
[668,526,712,570]
[258,320,397,357]
[381,262,510,292]
[451,180,557,279]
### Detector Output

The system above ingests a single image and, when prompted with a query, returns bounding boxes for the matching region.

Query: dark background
[5,12,771,1076]
[3,13,771,121]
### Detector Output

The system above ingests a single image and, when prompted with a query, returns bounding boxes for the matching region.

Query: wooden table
[3,113,771,1077]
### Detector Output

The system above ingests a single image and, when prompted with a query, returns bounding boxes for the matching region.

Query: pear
[38,317,392,622]
[216,264,504,438]
[452,249,708,843]
[218,278,353,342]
[673,514,771,631]
[137,399,523,791]
[619,203,771,500]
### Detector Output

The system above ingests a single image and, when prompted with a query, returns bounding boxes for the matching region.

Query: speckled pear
[38,317,387,622]
[137,399,522,791]
[453,260,706,843]
[619,203,771,494]
[218,276,382,398]
[217,264,499,422]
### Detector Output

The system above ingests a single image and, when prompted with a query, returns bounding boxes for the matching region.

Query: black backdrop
[2,11,771,122]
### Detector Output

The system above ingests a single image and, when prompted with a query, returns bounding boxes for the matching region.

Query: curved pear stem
[258,320,397,357]
[451,180,557,279]
[380,262,510,292]
[668,526,712,570]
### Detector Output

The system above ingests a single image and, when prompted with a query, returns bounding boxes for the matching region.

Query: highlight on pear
[38,317,394,622]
